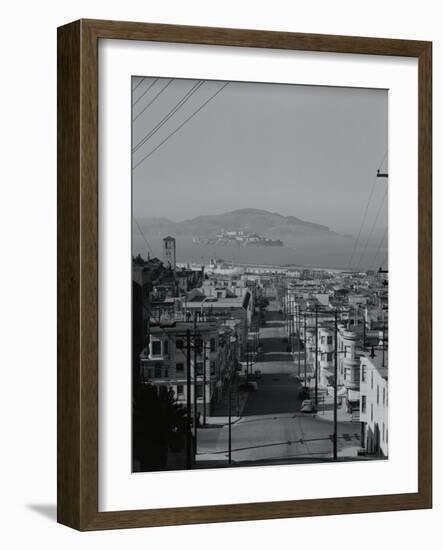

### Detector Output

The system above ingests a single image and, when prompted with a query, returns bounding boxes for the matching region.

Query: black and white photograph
[131,77,389,472]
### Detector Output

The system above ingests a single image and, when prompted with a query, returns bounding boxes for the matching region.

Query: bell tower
[163,236,176,269]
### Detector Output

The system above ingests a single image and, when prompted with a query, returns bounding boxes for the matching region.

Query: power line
[369,227,388,271]
[133,78,145,92]
[378,150,388,172]
[133,79,173,122]
[355,186,388,271]
[347,150,388,270]
[133,78,159,106]
[347,176,378,269]
[134,218,153,256]
[133,80,204,154]
[133,82,229,170]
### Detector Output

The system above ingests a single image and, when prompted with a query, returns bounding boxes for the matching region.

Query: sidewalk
[315,389,357,423]
[204,385,249,428]
[204,415,242,427]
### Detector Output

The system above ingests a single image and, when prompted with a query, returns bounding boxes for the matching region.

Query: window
[371,403,373,422]
[326,352,332,362]
[176,362,184,373]
[177,385,184,396]
[196,383,203,398]
[154,365,162,378]
[196,362,203,376]
[163,339,169,356]
[377,385,379,405]
[210,361,216,374]
[164,368,169,378]
[383,387,386,405]
[361,395,367,413]
[321,336,325,344]
[386,428,389,444]
[210,338,216,352]
[151,340,162,356]
[195,338,203,352]
[327,336,332,345]
[176,339,184,350]
[361,365,367,382]
[343,369,347,380]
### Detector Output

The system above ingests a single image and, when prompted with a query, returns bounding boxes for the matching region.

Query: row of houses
[284,274,389,457]
[133,237,261,421]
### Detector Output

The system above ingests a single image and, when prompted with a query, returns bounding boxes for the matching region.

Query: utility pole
[202,342,207,426]
[333,310,338,460]
[186,329,192,469]
[193,313,198,455]
[228,366,232,465]
[303,310,307,387]
[289,300,292,355]
[297,303,301,377]
[235,332,240,415]
[382,308,386,368]
[315,305,318,407]
[363,308,367,348]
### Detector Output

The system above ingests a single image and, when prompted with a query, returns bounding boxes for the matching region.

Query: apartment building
[359,350,389,456]
[140,320,220,419]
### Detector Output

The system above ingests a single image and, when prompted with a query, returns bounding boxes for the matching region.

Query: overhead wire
[134,218,154,256]
[133,81,229,170]
[355,186,388,271]
[133,78,159,106]
[132,77,145,92]
[133,80,204,154]
[347,150,388,269]
[347,176,378,269]
[369,227,388,271]
[133,79,173,122]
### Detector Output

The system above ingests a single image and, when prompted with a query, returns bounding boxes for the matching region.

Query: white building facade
[359,351,389,456]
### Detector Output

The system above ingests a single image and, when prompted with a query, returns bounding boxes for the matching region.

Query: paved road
[197,303,361,466]
[242,373,299,416]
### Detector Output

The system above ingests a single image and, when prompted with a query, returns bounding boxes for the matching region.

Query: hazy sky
[132,78,388,234]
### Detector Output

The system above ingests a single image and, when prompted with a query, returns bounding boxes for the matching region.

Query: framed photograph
[57,19,432,530]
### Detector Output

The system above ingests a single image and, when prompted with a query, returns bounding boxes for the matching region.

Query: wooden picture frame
[57,19,432,530]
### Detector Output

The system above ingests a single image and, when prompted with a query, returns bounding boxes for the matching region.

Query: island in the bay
[193,230,283,247]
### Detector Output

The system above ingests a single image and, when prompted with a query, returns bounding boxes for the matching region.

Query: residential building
[318,325,335,387]
[359,350,389,456]
[139,319,237,419]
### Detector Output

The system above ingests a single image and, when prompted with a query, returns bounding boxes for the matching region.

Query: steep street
[196,300,361,467]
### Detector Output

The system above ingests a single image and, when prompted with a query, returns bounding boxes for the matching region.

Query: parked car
[299,386,310,400]
[300,399,317,413]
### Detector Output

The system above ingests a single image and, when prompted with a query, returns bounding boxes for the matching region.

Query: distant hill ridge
[136,208,337,237]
